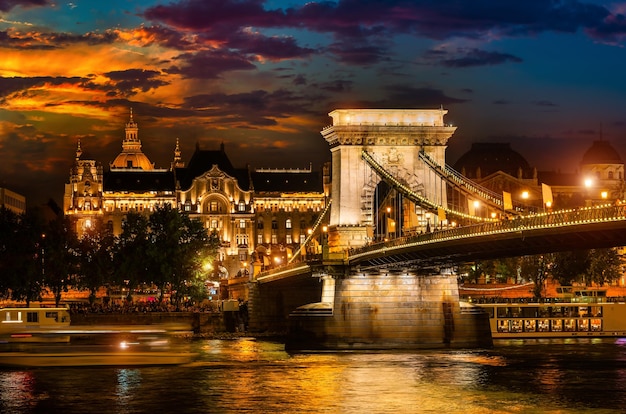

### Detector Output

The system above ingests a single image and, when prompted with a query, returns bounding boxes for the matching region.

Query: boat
[0,328,197,367]
[474,288,626,339]
[0,306,197,366]
[0,306,71,343]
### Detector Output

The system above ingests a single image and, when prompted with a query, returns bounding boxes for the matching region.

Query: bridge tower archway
[320,108,457,250]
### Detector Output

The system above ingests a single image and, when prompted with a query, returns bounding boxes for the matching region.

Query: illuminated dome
[453,143,533,179]
[110,152,155,170]
[581,140,622,165]
[110,109,155,170]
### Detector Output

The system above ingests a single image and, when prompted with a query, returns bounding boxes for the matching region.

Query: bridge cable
[362,150,494,222]
[287,199,332,264]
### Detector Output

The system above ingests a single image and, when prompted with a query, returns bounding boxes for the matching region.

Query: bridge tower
[321,108,457,250]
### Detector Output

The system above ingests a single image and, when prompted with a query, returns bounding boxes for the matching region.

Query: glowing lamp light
[521,191,529,200]
[601,191,608,199]
[584,178,594,188]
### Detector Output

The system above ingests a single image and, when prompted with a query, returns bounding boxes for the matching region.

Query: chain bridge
[248,108,626,351]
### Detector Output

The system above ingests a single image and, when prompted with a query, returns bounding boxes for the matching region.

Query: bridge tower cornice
[321,124,457,147]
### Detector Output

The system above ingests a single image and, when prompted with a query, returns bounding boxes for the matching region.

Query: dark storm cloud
[181,88,320,126]
[166,49,256,79]
[143,0,284,31]
[102,69,170,96]
[139,26,195,50]
[224,30,316,60]
[0,76,87,100]
[314,80,353,93]
[326,40,390,65]
[143,0,626,48]
[440,49,523,68]
[0,0,50,12]
[0,29,120,50]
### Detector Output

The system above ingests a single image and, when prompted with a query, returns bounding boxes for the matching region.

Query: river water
[1,337,625,414]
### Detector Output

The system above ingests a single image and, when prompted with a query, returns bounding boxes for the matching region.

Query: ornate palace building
[64,111,329,281]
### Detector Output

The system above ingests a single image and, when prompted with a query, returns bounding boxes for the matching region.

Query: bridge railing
[349,203,626,258]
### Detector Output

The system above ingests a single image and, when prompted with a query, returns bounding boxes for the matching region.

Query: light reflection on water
[0,338,625,413]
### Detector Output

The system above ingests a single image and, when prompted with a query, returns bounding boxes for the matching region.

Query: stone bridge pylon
[320,108,457,251]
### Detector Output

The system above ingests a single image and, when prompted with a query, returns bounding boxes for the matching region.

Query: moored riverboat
[0,306,71,343]
[475,288,626,339]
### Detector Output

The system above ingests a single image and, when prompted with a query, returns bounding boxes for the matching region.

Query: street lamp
[425,212,431,233]
[473,200,481,218]
[584,177,594,206]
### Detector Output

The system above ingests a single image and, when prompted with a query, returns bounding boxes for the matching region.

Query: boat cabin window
[45,311,59,322]
[26,312,38,323]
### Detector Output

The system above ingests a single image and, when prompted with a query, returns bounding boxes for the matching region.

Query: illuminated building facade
[0,187,26,215]
[64,112,328,281]
[454,140,626,210]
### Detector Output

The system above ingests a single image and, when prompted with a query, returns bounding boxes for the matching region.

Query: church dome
[453,143,532,179]
[110,152,155,170]
[581,140,622,165]
[109,109,155,170]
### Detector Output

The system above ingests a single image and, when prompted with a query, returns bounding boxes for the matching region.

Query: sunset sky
[2,0,626,207]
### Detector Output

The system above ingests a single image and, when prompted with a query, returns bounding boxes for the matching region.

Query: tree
[8,211,46,306]
[550,250,590,286]
[520,254,550,300]
[0,207,22,298]
[113,212,151,301]
[588,248,623,286]
[75,221,116,304]
[42,216,79,306]
[147,205,220,306]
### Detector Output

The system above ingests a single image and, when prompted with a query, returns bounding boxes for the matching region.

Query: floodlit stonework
[320,108,457,251]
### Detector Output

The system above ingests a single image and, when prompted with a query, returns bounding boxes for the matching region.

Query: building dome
[110,109,155,170]
[580,140,622,165]
[110,152,155,170]
[453,143,532,179]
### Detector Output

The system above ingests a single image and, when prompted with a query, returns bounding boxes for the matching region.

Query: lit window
[239,220,246,229]
[210,201,218,212]
[238,202,245,212]
[286,219,292,229]
[286,234,292,244]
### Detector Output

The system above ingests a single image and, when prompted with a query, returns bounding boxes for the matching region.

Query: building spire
[76,138,82,160]
[171,138,185,169]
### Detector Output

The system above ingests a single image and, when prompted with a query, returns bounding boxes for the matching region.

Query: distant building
[63,111,329,285]
[453,140,625,210]
[0,187,26,215]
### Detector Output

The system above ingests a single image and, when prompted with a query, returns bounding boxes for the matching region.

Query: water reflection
[0,338,625,413]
